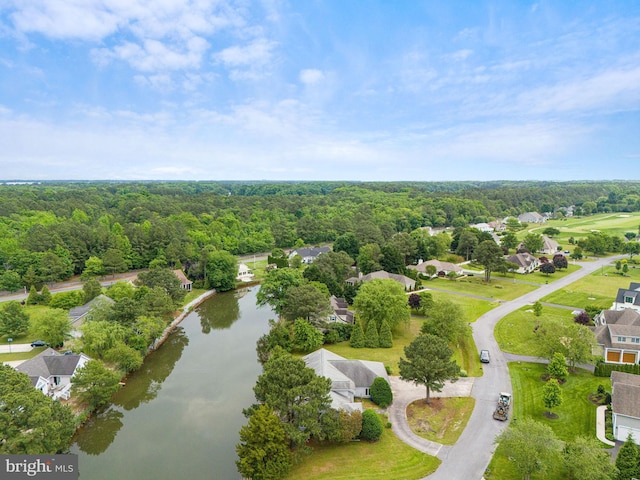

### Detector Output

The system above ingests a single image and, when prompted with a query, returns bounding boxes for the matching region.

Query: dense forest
[1,180,639,291]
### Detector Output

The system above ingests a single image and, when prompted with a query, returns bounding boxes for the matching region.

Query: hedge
[594,361,640,377]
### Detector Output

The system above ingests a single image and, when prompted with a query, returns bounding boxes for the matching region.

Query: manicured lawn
[182,288,208,305]
[486,362,611,479]
[286,416,441,480]
[0,347,46,362]
[324,318,422,375]
[529,212,640,240]
[541,265,640,309]
[406,397,475,445]
[453,332,482,377]
[508,362,608,441]
[0,304,55,345]
[425,277,538,301]
[494,306,574,356]
[426,290,499,322]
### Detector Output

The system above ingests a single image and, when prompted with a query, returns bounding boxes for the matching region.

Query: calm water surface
[70,288,272,479]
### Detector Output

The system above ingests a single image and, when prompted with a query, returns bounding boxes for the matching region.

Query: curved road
[392,255,623,480]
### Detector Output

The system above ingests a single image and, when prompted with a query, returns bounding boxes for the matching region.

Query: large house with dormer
[593,309,640,364]
[612,283,640,313]
[15,348,91,400]
[302,348,390,412]
[611,371,640,443]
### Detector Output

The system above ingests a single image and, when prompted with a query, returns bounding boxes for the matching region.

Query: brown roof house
[611,371,640,443]
[505,253,539,274]
[593,309,640,364]
[346,270,416,291]
[172,269,192,291]
[15,348,91,400]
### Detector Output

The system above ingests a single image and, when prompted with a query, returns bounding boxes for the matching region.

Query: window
[365,388,370,396]
[632,337,640,344]
[625,296,634,303]
[617,336,627,342]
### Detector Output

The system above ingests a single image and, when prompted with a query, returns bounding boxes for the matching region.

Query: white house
[611,371,640,443]
[288,246,331,264]
[15,348,91,400]
[541,236,560,255]
[612,283,640,313]
[408,259,463,278]
[346,270,416,291]
[302,348,390,412]
[236,263,255,282]
[505,253,539,274]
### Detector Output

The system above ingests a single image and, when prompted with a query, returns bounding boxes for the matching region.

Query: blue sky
[1,1,639,181]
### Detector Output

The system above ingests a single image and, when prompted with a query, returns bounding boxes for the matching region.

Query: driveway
[390,255,624,479]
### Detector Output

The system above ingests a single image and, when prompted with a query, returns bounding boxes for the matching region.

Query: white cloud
[299,69,324,85]
[213,38,277,67]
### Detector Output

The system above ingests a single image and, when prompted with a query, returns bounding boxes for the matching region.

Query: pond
[70,287,272,479]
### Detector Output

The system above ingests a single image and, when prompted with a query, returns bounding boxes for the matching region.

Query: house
[346,270,416,291]
[488,221,506,232]
[593,309,640,364]
[541,236,560,255]
[612,283,640,313]
[15,348,91,400]
[408,259,463,278]
[302,348,390,412]
[172,269,192,291]
[68,294,115,337]
[288,246,331,264]
[611,371,640,443]
[517,212,545,224]
[471,223,493,233]
[328,296,354,324]
[236,263,255,282]
[505,253,539,274]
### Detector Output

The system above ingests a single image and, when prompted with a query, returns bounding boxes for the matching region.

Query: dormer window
[625,296,634,303]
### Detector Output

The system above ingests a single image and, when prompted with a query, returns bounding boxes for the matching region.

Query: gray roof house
[69,294,115,336]
[288,246,331,264]
[611,371,640,443]
[505,253,539,274]
[517,212,545,224]
[329,296,354,324]
[593,309,640,364]
[303,348,390,412]
[613,282,640,313]
[346,270,416,291]
[408,259,463,278]
[15,348,91,400]
[541,236,560,255]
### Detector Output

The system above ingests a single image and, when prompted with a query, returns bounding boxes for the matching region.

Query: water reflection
[195,288,242,332]
[73,408,124,456]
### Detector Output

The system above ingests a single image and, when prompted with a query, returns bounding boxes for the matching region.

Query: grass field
[425,276,538,301]
[541,265,640,309]
[529,212,640,241]
[494,306,575,356]
[486,362,611,479]
[286,415,441,480]
[426,290,499,322]
[406,397,475,445]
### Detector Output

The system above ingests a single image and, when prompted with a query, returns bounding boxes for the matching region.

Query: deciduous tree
[31,308,71,348]
[353,279,410,331]
[495,417,562,480]
[420,299,470,345]
[475,240,506,283]
[292,318,323,353]
[542,378,563,416]
[399,333,460,404]
[547,352,568,382]
[281,283,331,325]
[563,435,618,480]
[0,301,30,338]
[256,268,304,315]
[72,359,122,409]
[205,250,237,291]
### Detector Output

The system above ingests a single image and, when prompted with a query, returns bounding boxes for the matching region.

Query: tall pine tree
[616,433,640,480]
[350,320,365,348]
[364,320,379,348]
[379,319,393,348]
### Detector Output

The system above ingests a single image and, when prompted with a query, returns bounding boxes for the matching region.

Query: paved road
[401,255,624,480]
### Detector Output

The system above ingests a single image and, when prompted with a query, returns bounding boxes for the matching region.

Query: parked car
[30,340,47,347]
[480,350,490,363]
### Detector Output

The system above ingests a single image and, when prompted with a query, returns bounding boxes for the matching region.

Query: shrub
[378,319,393,348]
[350,320,365,348]
[370,377,393,408]
[364,320,379,348]
[360,410,383,441]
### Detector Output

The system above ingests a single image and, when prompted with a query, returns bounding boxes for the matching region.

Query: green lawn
[541,265,640,309]
[0,347,47,362]
[406,397,475,445]
[324,318,422,375]
[528,212,640,241]
[494,306,575,356]
[509,362,608,440]
[182,288,208,305]
[486,362,610,479]
[425,276,538,301]
[453,332,482,377]
[426,290,499,322]
[0,304,57,345]
[286,416,441,480]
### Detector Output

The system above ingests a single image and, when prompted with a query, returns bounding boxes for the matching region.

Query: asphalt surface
[393,255,624,480]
